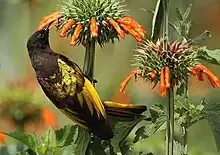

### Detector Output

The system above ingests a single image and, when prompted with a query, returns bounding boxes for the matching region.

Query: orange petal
[70,24,83,46]
[165,67,170,88]
[37,14,62,31]
[0,133,6,144]
[40,10,63,24]
[120,67,139,92]
[150,70,157,79]
[195,64,220,87]
[108,18,125,39]
[90,17,99,38]
[60,19,76,37]
[41,108,56,129]
[120,24,142,42]
[160,68,166,96]
[190,68,197,75]
[49,19,58,30]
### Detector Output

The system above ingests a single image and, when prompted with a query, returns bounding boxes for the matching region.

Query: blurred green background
[0,0,220,154]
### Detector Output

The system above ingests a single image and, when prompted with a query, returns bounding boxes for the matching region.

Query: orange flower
[37,8,146,47]
[108,18,125,39]
[60,19,76,37]
[160,68,166,97]
[0,132,6,144]
[165,67,170,88]
[70,24,83,46]
[150,70,157,79]
[90,18,98,38]
[41,108,56,129]
[38,12,63,31]
[194,64,220,88]
[120,67,139,92]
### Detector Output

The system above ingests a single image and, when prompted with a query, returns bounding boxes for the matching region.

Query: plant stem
[83,38,96,86]
[166,87,174,155]
[162,0,173,154]
[183,126,188,155]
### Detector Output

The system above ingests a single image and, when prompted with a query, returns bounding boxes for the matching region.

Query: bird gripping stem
[83,38,96,86]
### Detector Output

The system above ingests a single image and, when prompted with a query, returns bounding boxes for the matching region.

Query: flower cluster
[37,0,146,47]
[120,40,220,96]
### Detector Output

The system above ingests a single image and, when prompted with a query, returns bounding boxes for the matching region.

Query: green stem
[162,0,173,154]
[166,87,174,155]
[183,126,188,155]
[83,38,96,86]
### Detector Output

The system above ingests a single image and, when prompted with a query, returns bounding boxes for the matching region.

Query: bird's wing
[58,55,106,119]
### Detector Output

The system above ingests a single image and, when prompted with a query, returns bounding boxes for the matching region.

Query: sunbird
[26,24,147,140]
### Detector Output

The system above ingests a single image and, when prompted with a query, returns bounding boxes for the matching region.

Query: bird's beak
[44,21,54,31]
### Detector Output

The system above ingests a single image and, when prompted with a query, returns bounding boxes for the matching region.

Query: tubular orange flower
[41,108,56,129]
[195,64,220,87]
[40,10,63,24]
[165,67,170,88]
[198,71,204,81]
[60,19,76,37]
[160,68,166,96]
[38,14,62,31]
[90,17,99,38]
[190,68,197,75]
[120,24,142,42]
[150,70,157,79]
[120,67,139,92]
[49,19,58,30]
[0,132,6,144]
[70,24,83,46]
[108,18,125,39]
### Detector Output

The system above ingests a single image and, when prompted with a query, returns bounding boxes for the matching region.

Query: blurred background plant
[1,0,220,155]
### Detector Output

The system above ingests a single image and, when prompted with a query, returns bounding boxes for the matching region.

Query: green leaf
[4,132,38,150]
[55,125,77,147]
[86,138,106,155]
[182,4,192,21]
[151,0,163,42]
[175,7,183,21]
[73,126,91,155]
[196,47,220,65]
[173,140,185,155]
[133,126,147,143]
[204,102,220,151]
[111,117,145,153]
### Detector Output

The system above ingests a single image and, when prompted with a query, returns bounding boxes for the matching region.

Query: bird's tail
[103,101,147,120]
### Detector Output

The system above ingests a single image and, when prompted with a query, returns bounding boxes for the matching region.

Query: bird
[26,24,147,140]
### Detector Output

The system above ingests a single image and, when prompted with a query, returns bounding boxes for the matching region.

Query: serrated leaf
[55,125,77,147]
[4,132,38,150]
[73,126,91,155]
[111,117,145,153]
[182,4,192,21]
[173,140,185,155]
[175,7,183,21]
[133,126,147,143]
[151,0,163,42]
[196,47,220,65]
[204,102,220,151]
[86,138,106,155]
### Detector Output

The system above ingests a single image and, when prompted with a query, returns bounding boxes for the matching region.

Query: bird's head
[27,23,52,51]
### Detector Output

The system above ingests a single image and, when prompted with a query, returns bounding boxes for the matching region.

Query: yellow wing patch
[82,79,106,119]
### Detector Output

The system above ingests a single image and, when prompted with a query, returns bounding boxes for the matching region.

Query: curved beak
[44,21,54,31]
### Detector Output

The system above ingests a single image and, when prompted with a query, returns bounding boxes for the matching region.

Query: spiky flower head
[37,0,146,47]
[120,40,220,96]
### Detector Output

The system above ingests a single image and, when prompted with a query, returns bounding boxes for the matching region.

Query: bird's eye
[38,33,44,38]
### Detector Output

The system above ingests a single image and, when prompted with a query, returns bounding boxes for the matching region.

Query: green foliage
[196,47,220,66]
[173,140,185,155]
[151,0,163,42]
[204,102,220,151]
[73,126,90,155]
[55,125,77,147]
[110,117,145,153]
